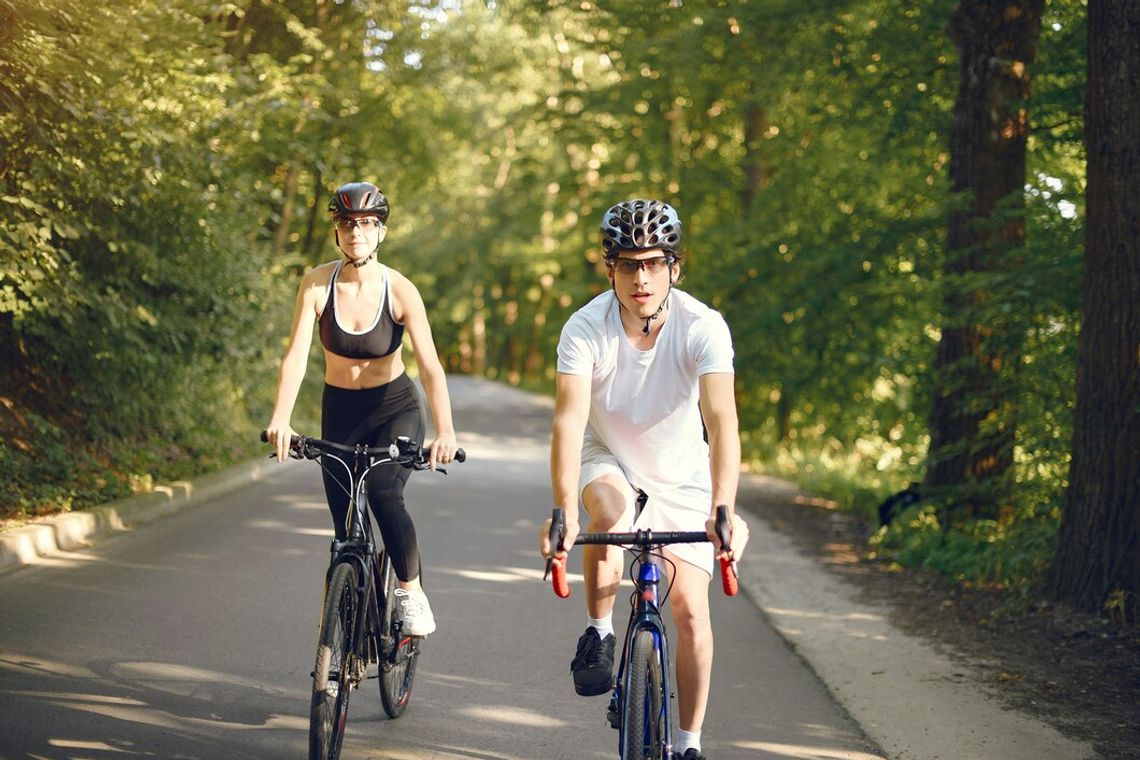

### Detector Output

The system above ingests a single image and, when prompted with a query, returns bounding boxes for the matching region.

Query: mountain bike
[262,431,465,760]
[546,501,738,760]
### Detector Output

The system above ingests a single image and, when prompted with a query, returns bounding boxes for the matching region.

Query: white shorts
[580,446,714,577]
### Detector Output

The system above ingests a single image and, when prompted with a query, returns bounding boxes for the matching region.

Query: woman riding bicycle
[542,199,749,760]
[265,181,459,637]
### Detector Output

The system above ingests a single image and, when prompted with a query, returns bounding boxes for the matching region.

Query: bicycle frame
[546,505,738,760]
[612,546,674,757]
[267,431,465,758]
[264,431,465,671]
[316,437,428,671]
[326,458,382,672]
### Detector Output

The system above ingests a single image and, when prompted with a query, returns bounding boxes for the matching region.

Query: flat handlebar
[260,430,466,465]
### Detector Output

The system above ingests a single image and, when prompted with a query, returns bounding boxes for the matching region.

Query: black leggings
[321,374,425,582]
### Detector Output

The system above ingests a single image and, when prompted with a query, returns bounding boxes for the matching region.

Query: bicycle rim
[378,551,419,718]
[621,629,665,760]
[310,563,357,760]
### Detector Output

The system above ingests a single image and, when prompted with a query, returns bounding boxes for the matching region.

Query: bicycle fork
[331,551,376,688]
[609,558,674,758]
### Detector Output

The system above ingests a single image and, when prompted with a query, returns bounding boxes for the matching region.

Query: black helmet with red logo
[327,182,390,223]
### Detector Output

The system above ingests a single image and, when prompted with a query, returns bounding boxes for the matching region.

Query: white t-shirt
[556,289,735,493]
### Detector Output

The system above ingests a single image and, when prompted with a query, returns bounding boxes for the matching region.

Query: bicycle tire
[377,550,419,718]
[621,629,665,760]
[310,562,358,760]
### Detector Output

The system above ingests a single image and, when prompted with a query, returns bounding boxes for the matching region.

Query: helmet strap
[612,272,673,335]
[334,226,382,269]
[642,288,671,334]
[348,251,376,268]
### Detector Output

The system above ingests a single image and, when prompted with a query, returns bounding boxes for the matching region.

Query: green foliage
[0,0,293,514]
[0,0,1090,598]
[871,503,1061,596]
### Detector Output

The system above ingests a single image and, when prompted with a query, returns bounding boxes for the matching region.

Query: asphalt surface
[0,377,1094,759]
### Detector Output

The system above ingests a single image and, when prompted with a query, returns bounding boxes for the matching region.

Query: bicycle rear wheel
[377,550,419,718]
[310,562,358,760]
[621,629,665,760]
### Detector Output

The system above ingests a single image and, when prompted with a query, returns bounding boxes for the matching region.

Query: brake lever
[714,504,739,584]
[544,508,566,580]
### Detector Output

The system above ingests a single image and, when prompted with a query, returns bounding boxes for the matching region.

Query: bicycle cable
[310,449,403,539]
[624,548,680,608]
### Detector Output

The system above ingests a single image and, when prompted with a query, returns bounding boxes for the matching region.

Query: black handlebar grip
[261,430,301,449]
[419,447,467,463]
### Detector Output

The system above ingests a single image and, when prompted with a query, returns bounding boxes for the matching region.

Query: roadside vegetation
[2,0,1135,621]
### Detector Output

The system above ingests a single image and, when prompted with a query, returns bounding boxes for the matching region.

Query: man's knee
[581,476,634,530]
[668,564,713,640]
[672,597,712,640]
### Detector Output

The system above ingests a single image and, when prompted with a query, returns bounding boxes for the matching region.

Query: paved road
[0,377,881,760]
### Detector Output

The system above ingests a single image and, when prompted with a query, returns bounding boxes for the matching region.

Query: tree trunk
[270,0,328,258]
[300,167,325,266]
[923,0,1043,524]
[740,100,769,212]
[1048,0,1140,616]
[469,283,487,376]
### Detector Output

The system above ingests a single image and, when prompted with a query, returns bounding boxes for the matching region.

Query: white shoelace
[395,589,428,618]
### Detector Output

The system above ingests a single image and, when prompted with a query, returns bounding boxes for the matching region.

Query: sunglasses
[609,255,675,275]
[335,217,383,232]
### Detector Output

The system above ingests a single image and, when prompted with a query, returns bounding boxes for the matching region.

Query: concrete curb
[0,457,291,575]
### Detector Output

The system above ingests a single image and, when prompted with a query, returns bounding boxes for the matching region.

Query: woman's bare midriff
[324,349,406,390]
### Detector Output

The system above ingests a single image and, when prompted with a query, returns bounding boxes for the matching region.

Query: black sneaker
[672,750,706,760]
[570,627,614,696]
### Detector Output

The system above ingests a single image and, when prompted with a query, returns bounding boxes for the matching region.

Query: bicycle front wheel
[621,629,665,760]
[377,550,419,718]
[310,562,358,760]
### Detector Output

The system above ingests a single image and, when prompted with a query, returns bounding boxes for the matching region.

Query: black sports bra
[318,262,405,360]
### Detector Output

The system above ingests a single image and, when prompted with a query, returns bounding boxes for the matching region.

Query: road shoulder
[736,473,1108,760]
[0,457,294,575]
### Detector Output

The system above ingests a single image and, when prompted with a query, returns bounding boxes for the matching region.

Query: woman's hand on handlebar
[426,431,459,471]
[265,419,296,463]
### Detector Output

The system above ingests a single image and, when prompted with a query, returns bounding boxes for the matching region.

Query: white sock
[588,613,614,639]
[675,729,700,754]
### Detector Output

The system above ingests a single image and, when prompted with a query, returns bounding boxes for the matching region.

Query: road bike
[262,431,465,760]
[546,501,737,760]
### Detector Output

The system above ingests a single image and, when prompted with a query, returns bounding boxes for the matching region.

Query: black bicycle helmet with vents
[328,181,390,223]
[599,199,682,258]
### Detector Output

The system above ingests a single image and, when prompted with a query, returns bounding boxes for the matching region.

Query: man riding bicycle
[541,199,749,760]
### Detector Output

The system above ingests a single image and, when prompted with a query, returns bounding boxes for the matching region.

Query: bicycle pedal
[606,697,620,729]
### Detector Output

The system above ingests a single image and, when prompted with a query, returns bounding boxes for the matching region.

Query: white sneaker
[394,588,436,636]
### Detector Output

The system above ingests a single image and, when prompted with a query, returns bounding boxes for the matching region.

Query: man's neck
[618,298,669,347]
